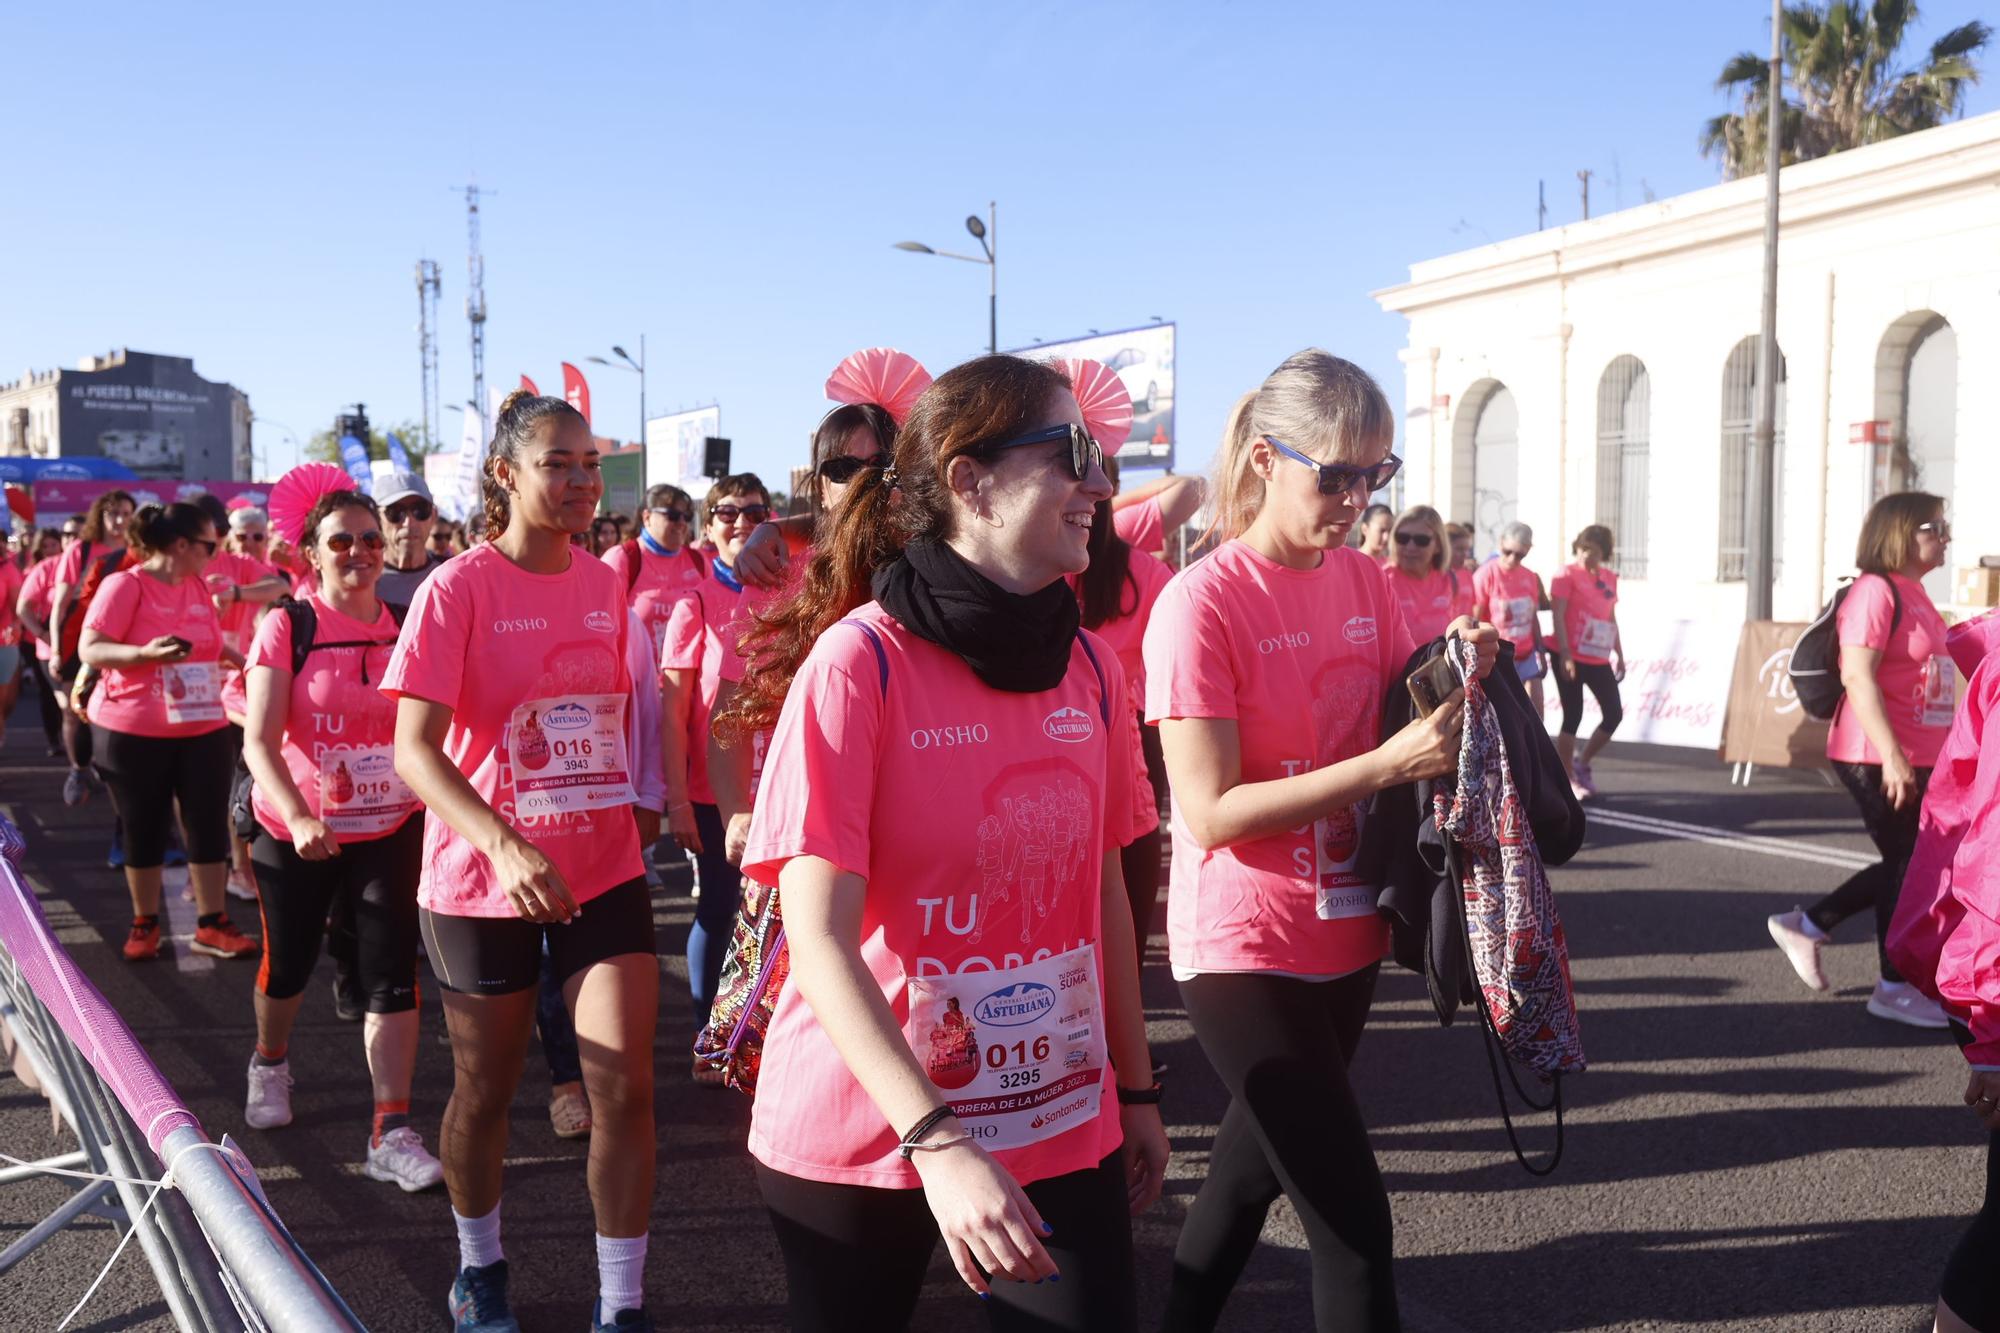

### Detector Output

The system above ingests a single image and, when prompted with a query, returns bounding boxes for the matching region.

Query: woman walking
[51,489,135,808]
[1381,504,1463,644]
[1550,524,1625,799]
[1473,521,1549,715]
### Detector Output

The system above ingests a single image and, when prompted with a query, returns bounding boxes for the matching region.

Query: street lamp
[249,415,301,480]
[587,336,647,447]
[894,202,997,354]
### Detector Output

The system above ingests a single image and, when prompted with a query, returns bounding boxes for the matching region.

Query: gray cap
[375,470,432,507]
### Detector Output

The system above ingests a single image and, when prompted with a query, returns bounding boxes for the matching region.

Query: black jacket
[1358,638,1586,1025]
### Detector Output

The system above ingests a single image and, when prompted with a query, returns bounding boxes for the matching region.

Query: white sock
[453,1203,503,1271]
[596,1233,647,1315]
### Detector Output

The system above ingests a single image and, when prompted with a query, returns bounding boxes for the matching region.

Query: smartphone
[167,636,193,656]
[1406,651,1457,717]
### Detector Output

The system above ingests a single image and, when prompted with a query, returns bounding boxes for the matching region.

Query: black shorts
[420,876,657,996]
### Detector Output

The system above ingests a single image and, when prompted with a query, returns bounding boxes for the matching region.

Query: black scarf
[873,540,1078,693]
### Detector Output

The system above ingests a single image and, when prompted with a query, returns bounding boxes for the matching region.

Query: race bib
[162,662,222,725]
[1498,597,1534,634]
[1921,655,1957,728]
[1579,615,1617,655]
[507,693,635,815]
[905,944,1106,1154]
[1315,801,1376,920]
[319,743,417,836]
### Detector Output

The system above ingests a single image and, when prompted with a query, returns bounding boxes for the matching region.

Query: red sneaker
[122,918,161,961]
[191,916,260,960]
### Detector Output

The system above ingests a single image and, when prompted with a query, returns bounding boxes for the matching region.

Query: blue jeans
[687,802,742,1025]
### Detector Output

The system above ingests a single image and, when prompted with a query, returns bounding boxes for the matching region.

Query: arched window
[1594,356,1650,578]
[1451,379,1517,558]
[1873,311,1957,602]
[1718,337,1787,583]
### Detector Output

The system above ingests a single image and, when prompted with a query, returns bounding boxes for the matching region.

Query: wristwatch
[1115,1081,1163,1106]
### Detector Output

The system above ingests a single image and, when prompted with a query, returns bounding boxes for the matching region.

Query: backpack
[56,543,137,681]
[692,620,1114,1095]
[620,538,706,597]
[1788,574,1902,722]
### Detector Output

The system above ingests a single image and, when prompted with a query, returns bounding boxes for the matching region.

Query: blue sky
[6,1,1994,491]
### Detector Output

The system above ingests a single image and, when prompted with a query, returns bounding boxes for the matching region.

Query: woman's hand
[491,836,578,923]
[724,811,753,867]
[1964,1070,2000,1132]
[667,801,703,854]
[1444,617,1500,679]
[285,813,341,861]
[632,805,662,849]
[1613,650,1628,683]
[1379,694,1465,783]
[1883,754,1921,811]
[1560,655,1579,683]
[913,1137,1059,1293]
[734,524,790,589]
[1119,1101,1169,1214]
[141,635,190,662]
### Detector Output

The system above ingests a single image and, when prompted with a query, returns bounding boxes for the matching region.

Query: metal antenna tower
[457,182,494,439]
[415,259,442,451]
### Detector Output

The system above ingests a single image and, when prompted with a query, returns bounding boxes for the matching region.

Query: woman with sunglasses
[604,483,706,656]
[716,356,1165,1332]
[1146,351,1496,1332]
[51,489,136,808]
[1768,492,1956,1030]
[13,527,68,757]
[1549,524,1624,799]
[1473,521,1550,714]
[237,491,443,1190]
[1381,504,1462,643]
[78,503,260,964]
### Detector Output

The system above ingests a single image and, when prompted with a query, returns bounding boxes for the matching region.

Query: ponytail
[1203,390,1264,547]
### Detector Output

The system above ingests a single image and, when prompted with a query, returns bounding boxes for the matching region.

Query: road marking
[1588,807,1877,871]
[157,867,215,974]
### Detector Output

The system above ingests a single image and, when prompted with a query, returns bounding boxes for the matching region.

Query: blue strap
[846,620,890,697]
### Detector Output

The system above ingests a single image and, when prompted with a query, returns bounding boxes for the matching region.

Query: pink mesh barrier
[0,815,202,1159]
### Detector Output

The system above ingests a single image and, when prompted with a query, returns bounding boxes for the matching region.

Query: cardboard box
[1955,564,2000,608]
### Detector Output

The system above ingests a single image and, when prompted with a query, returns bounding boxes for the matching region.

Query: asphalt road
[0,684,1986,1332]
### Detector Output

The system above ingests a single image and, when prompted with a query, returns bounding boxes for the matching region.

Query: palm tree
[1701,1,1991,178]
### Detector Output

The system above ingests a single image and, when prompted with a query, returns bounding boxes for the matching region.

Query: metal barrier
[0,812,364,1331]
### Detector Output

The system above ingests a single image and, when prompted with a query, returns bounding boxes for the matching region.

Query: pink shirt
[661,575,745,806]
[1146,541,1414,976]
[208,550,276,655]
[83,569,227,739]
[1552,563,1619,666]
[0,562,21,647]
[1827,572,1954,768]
[1075,551,1173,838]
[1473,561,1542,661]
[1112,497,1164,556]
[714,579,784,804]
[248,594,411,842]
[603,540,708,656]
[380,545,644,917]
[19,559,58,660]
[741,605,1139,1188]
[1947,607,2000,680]
[1383,565,1458,644]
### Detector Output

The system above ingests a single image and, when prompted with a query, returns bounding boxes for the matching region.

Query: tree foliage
[304,420,436,469]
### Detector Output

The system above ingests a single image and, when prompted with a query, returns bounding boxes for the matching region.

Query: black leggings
[1167,966,1396,1332]
[1120,714,1166,965]
[90,725,233,869]
[251,818,421,1012]
[754,1152,1135,1333]
[1806,760,1932,982]
[1553,656,1623,739]
[24,655,62,750]
[1941,1129,2000,1328]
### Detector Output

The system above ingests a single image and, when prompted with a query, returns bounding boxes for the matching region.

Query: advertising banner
[423,451,461,519]
[562,363,591,426]
[1536,613,1741,749]
[56,354,240,480]
[1004,323,1175,468]
[1719,621,1831,769]
[645,406,721,490]
[31,479,274,524]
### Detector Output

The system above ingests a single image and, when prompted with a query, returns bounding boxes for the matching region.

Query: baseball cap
[376,471,433,508]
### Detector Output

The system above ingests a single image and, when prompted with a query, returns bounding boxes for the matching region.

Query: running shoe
[244,1059,294,1129]
[1866,980,1950,1029]
[549,1085,592,1140]
[106,838,125,870]
[121,918,161,962]
[226,869,259,901]
[1571,758,1598,798]
[191,917,260,960]
[448,1260,521,1333]
[62,769,90,807]
[588,1301,655,1331]
[364,1126,444,1192]
[1766,910,1829,991]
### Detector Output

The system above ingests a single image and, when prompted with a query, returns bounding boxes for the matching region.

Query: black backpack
[1788,574,1902,722]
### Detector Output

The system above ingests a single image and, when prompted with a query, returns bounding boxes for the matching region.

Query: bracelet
[897,1131,971,1156]
[1116,1082,1164,1106]
[897,1105,955,1160]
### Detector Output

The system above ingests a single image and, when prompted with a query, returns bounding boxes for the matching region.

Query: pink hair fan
[825,348,931,427]
[268,462,356,546]
[1056,358,1134,452]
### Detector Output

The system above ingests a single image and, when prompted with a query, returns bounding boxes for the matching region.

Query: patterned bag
[691,875,788,1095]
[1433,637,1585,1077]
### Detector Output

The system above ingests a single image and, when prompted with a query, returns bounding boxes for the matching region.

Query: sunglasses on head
[979,423,1104,482]
[647,506,692,523]
[385,500,435,522]
[818,453,889,485]
[710,503,771,526]
[326,530,386,553]
[1394,531,1433,549]
[1264,436,1403,497]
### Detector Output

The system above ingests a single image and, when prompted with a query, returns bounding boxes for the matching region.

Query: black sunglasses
[385,501,435,522]
[647,506,692,523]
[1265,436,1404,497]
[192,537,219,555]
[1394,531,1433,549]
[819,453,889,485]
[236,531,269,543]
[980,423,1104,482]
[710,503,771,525]
[326,531,386,553]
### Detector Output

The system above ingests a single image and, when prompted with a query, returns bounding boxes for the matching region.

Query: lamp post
[587,337,647,448]
[894,202,997,354]
[249,416,301,480]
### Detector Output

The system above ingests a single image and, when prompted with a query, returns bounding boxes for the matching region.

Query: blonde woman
[1381,505,1462,643]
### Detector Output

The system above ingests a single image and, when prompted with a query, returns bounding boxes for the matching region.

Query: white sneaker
[1572,758,1598,798]
[1866,980,1950,1029]
[244,1059,294,1129]
[364,1125,445,1192]
[1766,910,1829,991]
[226,870,259,901]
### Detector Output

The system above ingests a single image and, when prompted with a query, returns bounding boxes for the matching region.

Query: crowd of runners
[4,345,1997,1333]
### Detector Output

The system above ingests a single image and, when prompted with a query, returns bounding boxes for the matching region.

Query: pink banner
[562,362,591,426]
[30,479,274,523]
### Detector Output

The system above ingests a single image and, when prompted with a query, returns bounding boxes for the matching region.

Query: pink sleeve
[1551,571,1572,603]
[1947,607,2000,679]
[245,602,296,674]
[1113,498,1164,555]
[1095,649,1141,848]
[741,636,883,884]
[1837,575,1896,651]
[81,572,139,640]
[1382,572,1418,668]
[602,544,633,582]
[379,567,468,707]
[660,590,703,673]
[1143,577,1237,723]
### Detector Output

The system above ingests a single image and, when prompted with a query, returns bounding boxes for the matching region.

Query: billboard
[1005,322,1175,468]
[645,406,721,491]
[31,479,273,525]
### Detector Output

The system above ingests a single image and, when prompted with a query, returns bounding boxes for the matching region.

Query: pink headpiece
[267,462,357,546]
[1054,358,1134,452]
[825,348,932,427]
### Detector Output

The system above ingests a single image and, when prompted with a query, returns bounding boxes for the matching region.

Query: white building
[1373,113,1998,746]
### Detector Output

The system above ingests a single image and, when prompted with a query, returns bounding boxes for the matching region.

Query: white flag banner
[452,402,484,526]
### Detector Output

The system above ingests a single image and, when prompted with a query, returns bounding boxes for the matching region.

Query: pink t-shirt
[1112,497,1164,556]
[1146,541,1414,976]
[714,579,785,804]
[208,550,276,655]
[1383,565,1458,645]
[603,540,708,656]
[19,559,58,660]
[0,562,21,647]
[380,545,644,917]
[83,569,227,739]
[741,605,1139,1188]
[248,594,412,842]
[1827,572,1955,768]
[1946,606,2000,680]
[1075,550,1173,838]
[1473,561,1542,661]
[1552,563,1619,666]
[661,575,745,807]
